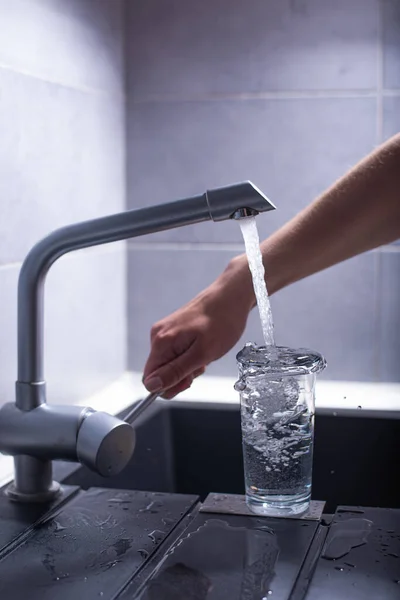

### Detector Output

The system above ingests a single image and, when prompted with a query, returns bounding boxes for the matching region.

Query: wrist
[217,255,256,313]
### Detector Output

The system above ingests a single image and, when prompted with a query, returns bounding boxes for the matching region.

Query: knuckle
[151,325,170,344]
[150,324,161,340]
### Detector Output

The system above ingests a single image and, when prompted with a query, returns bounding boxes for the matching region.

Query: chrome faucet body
[0,181,275,502]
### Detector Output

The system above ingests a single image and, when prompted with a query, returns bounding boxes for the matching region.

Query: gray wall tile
[0,266,18,406]
[126,0,389,385]
[0,68,125,265]
[379,250,400,381]
[45,246,127,404]
[383,96,400,139]
[0,0,124,92]
[382,97,400,245]
[127,0,378,98]
[127,98,376,243]
[128,247,378,382]
[0,247,126,409]
[128,246,239,376]
[0,0,127,407]
[267,253,379,382]
[382,0,400,89]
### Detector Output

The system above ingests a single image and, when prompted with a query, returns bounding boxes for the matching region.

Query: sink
[2,400,398,599]
[60,400,400,513]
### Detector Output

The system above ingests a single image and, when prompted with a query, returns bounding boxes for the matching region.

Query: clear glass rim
[236,343,327,378]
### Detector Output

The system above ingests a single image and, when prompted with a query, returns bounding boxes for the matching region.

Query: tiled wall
[0,0,126,406]
[126,0,400,382]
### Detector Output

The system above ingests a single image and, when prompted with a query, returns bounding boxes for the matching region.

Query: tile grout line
[376,0,384,143]
[0,261,22,272]
[131,89,382,104]
[127,241,245,252]
[378,244,400,253]
[0,62,126,99]
[0,242,126,272]
[382,88,400,96]
[4,244,394,270]
[128,241,400,253]
[374,249,383,382]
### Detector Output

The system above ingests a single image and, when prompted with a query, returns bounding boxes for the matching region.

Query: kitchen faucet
[0,182,275,503]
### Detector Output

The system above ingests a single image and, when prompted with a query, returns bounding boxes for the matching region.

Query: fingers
[193,367,206,378]
[161,376,193,400]
[143,327,196,382]
[143,342,203,393]
[161,366,206,400]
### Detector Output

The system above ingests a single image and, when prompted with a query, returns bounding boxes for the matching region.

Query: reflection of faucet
[0,182,275,503]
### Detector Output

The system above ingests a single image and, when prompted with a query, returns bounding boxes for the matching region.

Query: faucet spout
[206,181,275,221]
[0,181,274,503]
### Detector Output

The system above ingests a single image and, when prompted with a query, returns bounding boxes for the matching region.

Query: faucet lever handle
[76,411,135,477]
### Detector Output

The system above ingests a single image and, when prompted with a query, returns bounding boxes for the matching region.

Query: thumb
[143,344,202,392]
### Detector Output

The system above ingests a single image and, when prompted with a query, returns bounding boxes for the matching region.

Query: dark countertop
[0,485,399,599]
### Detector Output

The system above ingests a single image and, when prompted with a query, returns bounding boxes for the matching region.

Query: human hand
[143,257,253,399]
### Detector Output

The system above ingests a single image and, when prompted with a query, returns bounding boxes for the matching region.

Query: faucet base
[5,480,61,504]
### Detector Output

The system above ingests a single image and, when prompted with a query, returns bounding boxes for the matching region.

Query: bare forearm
[144,135,400,393]
[228,133,400,305]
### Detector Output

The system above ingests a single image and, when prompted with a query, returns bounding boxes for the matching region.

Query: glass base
[246,490,310,517]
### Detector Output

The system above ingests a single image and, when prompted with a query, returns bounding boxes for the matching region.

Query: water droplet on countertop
[139,501,156,513]
[148,530,165,544]
[334,566,344,571]
[141,519,278,598]
[322,518,373,560]
[56,577,60,581]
